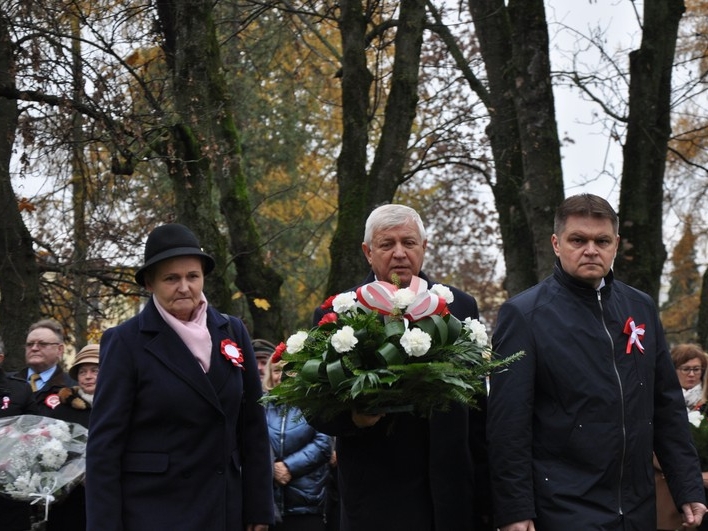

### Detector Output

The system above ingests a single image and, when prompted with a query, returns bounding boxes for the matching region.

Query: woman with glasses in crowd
[673,344,708,414]
[657,344,708,531]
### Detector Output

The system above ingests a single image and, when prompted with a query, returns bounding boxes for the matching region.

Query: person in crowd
[10,319,76,413]
[50,343,100,427]
[252,338,277,382]
[85,223,274,531]
[487,193,706,531]
[310,204,491,530]
[263,353,332,531]
[46,343,99,531]
[672,343,708,414]
[657,344,708,530]
[0,336,37,531]
[0,336,38,417]
[250,339,282,526]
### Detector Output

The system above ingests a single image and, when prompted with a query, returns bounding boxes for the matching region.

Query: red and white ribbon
[356,276,447,322]
[356,281,398,315]
[404,292,447,321]
[221,339,245,369]
[623,317,645,354]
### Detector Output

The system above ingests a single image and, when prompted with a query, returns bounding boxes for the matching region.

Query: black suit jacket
[11,365,75,415]
[0,369,38,416]
[311,271,491,531]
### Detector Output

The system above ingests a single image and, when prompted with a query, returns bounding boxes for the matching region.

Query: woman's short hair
[671,343,708,369]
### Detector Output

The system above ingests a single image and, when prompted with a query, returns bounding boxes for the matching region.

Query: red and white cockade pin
[44,394,61,409]
[221,339,245,369]
[623,317,645,354]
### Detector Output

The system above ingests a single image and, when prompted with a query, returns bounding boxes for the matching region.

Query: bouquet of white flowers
[264,275,522,419]
[0,415,88,524]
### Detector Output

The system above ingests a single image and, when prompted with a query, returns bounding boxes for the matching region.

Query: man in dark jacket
[311,204,491,531]
[0,336,39,531]
[10,319,76,414]
[487,194,706,531]
[0,339,38,416]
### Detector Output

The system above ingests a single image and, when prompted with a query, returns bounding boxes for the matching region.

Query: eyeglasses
[678,366,703,375]
[25,341,61,349]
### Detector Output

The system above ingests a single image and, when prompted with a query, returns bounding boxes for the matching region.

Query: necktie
[29,373,41,392]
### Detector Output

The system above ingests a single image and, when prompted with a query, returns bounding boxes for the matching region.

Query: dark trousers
[271,514,326,531]
[0,497,31,531]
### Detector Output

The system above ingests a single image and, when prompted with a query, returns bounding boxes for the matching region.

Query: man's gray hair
[364,204,427,246]
[28,319,64,343]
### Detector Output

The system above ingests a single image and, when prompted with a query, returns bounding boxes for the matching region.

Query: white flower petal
[331,325,358,353]
[332,291,358,314]
[400,328,432,357]
[392,288,416,310]
[688,410,704,428]
[430,284,454,304]
[286,331,310,354]
[464,317,489,346]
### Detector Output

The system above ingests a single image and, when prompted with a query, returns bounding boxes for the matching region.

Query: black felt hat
[135,223,215,287]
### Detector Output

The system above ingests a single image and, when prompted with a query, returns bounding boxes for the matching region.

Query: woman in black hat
[85,223,274,531]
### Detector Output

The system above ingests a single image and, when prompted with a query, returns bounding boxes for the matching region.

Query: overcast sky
[546,0,641,207]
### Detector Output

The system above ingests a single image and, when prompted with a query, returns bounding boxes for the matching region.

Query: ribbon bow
[356,276,447,322]
[29,478,57,522]
[623,317,645,354]
[356,280,400,316]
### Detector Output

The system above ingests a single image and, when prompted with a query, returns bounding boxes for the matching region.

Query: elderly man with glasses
[10,318,76,414]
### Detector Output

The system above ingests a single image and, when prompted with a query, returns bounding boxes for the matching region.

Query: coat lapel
[139,299,223,412]
[204,310,235,394]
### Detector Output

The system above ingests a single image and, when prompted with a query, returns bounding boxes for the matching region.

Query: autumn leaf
[17,198,35,213]
[253,298,271,311]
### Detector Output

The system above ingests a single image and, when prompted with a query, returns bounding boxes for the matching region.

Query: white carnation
[331,326,358,353]
[400,328,432,357]
[47,422,71,443]
[39,439,67,470]
[392,288,416,310]
[12,471,35,494]
[286,331,309,354]
[688,409,704,428]
[332,291,357,314]
[464,318,488,346]
[430,284,454,304]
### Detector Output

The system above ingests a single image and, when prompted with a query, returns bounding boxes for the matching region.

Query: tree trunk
[155,0,284,341]
[506,0,564,281]
[468,0,539,296]
[70,11,89,349]
[326,0,426,297]
[326,0,374,297]
[615,0,685,301]
[697,267,708,350]
[0,11,40,369]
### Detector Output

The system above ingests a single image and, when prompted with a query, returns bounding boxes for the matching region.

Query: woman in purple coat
[86,224,274,531]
